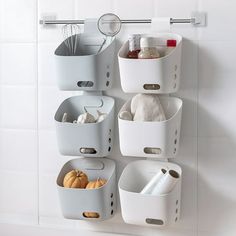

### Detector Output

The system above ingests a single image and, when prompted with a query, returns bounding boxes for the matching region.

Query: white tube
[151,169,180,195]
[140,168,167,194]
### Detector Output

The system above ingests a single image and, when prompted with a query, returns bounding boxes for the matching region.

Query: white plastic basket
[118,96,182,159]
[118,33,182,94]
[57,158,116,221]
[54,95,115,157]
[55,35,116,91]
[118,160,182,227]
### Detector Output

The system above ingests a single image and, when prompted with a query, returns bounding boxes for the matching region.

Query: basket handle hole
[83,212,100,218]
[77,81,94,87]
[144,147,162,155]
[146,218,164,225]
[80,148,97,154]
[143,84,160,90]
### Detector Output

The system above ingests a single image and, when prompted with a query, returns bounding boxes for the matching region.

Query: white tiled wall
[0,0,235,236]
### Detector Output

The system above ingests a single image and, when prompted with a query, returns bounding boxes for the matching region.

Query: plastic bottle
[138,37,160,59]
[155,39,177,56]
[164,39,177,56]
[127,34,141,59]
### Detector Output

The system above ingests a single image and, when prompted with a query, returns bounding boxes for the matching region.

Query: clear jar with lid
[138,37,160,59]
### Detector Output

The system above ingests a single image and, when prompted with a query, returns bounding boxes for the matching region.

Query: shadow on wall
[197,42,236,232]
[197,104,236,232]
[179,39,198,91]
[197,40,236,138]
[197,171,236,232]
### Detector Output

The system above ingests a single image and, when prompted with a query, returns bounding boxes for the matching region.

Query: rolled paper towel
[77,112,96,124]
[96,110,107,123]
[61,113,68,122]
[119,111,133,121]
[151,17,171,32]
[140,168,167,194]
[131,94,166,122]
[151,169,180,195]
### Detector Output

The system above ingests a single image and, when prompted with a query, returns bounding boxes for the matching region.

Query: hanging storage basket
[54,95,115,157]
[55,34,116,91]
[118,33,182,94]
[118,160,182,227]
[118,96,182,159]
[57,158,116,221]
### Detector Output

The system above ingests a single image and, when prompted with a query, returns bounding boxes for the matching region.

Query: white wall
[0,0,235,236]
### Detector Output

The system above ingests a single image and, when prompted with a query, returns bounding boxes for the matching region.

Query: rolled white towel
[131,94,166,122]
[119,111,133,121]
[77,112,96,124]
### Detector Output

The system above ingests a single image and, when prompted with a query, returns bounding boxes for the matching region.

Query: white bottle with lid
[138,37,160,59]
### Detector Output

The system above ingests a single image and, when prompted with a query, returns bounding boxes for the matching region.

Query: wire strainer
[97,13,122,37]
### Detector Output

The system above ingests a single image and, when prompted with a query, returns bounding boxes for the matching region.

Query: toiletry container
[118,33,182,94]
[57,158,116,221]
[55,34,115,91]
[55,95,115,157]
[118,160,181,227]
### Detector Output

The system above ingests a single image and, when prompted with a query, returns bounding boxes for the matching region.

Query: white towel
[119,111,133,121]
[131,94,166,122]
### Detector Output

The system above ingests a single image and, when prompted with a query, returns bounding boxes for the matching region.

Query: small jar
[127,34,141,59]
[138,37,160,59]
